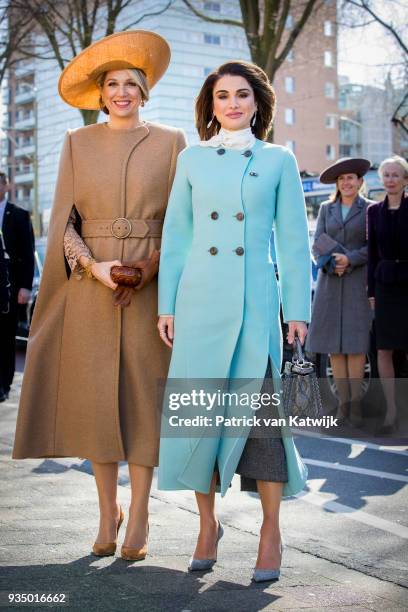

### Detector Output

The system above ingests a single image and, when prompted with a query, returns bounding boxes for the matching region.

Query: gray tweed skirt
[235,359,288,492]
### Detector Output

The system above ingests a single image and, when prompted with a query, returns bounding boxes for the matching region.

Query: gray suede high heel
[188,521,224,571]
[252,541,284,583]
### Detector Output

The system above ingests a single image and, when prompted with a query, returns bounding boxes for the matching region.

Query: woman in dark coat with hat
[367,155,408,434]
[306,157,374,426]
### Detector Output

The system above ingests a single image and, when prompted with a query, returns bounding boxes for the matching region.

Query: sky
[337,1,407,89]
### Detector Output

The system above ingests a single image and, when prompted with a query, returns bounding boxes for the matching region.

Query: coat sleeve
[274,150,311,323]
[344,243,368,269]
[344,203,369,269]
[367,203,379,298]
[158,150,193,315]
[311,204,326,261]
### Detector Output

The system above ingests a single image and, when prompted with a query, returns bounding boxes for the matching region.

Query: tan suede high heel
[92,506,125,557]
[121,523,149,561]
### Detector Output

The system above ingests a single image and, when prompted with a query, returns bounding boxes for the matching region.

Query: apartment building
[2,0,339,230]
[339,78,405,165]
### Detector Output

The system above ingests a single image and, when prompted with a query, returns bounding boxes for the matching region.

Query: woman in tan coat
[13,31,186,560]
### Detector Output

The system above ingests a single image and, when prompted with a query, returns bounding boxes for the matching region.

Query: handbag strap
[291,336,315,374]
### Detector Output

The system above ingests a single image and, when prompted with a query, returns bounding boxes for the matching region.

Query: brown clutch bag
[110,265,142,288]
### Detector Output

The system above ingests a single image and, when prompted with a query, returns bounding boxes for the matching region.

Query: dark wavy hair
[195,60,276,141]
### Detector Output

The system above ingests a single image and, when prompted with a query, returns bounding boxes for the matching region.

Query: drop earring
[251,110,257,127]
[207,114,215,129]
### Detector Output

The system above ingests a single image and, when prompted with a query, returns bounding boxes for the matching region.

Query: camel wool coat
[13,121,186,464]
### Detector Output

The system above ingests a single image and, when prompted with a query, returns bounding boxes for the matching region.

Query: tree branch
[345,0,407,55]
[180,0,243,28]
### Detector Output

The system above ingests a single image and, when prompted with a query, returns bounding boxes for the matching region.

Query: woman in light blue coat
[157,61,311,581]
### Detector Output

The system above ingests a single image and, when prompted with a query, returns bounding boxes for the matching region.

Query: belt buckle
[110,217,132,239]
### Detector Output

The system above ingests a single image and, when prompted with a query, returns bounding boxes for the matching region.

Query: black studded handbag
[282,337,322,419]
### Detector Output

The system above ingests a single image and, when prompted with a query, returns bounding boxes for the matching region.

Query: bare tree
[340,1,407,137]
[0,2,34,86]
[181,0,322,139]
[182,1,321,81]
[10,0,174,124]
[342,0,407,56]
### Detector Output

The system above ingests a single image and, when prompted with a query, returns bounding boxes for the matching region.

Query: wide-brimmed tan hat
[320,157,371,184]
[58,30,171,110]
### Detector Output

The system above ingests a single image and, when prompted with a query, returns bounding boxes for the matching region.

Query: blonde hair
[378,155,408,179]
[97,68,149,115]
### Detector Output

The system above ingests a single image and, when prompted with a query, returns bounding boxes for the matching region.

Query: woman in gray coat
[306,158,373,426]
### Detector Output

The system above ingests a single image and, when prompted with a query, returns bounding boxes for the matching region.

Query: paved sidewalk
[0,376,407,611]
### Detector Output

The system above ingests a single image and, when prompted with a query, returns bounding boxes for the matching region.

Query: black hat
[319,157,371,184]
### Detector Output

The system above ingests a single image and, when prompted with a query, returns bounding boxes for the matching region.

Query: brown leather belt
[81,218,163,239]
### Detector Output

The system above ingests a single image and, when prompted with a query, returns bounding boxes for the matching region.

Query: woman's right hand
[157,315,174,348]
[90,260,122,290]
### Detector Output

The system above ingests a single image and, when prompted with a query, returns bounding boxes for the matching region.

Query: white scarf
[199,127,256,150]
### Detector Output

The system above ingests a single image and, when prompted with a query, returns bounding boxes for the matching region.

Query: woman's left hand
[287,321,308,345]
[157,315,174,348]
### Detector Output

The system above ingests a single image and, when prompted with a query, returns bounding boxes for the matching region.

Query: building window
[324,51,333,67]
[285,108,295,125]
[204,1,220,10]
[204,33,221,45]
[326,144,335,160]
[325,114,336,129]
[285,14,293,29]
[325,82,335,98]
[324,21,333,36]
[285,140,296,152]
[340,145,352,156]
[285,76,295,93]
[287,49,294,62]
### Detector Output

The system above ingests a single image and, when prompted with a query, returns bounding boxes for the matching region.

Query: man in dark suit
[0,229,10,315]
[0,172,35,402]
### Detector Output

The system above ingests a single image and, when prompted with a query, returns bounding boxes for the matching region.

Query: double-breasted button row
[208,247,244,256]
[216,148,252,157]
[210,211,244,221]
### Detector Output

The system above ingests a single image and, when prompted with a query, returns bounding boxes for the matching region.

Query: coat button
[235,247,244,256]
[217,148,226,155]
[211,211,219,220]
[243,150,252,157]
[249,171,258,177]
[235,212,244,221]
[209,246,218,255]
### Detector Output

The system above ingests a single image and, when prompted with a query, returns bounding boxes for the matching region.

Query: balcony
[15,90,35,105]
[15,64,35,78]
[15,115,35,130]
[15,171,34,184]
[14,144,35,158]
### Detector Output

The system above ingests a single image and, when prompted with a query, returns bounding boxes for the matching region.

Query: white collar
[199,127,256,150]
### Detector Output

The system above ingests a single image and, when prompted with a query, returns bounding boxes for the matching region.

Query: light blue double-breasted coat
[158,139,311,497]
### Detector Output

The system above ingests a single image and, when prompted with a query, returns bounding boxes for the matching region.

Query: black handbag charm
[282,337,322,419]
